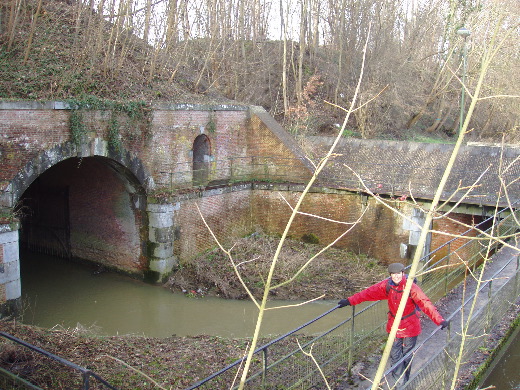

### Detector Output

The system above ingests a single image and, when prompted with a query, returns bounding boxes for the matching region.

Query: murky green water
[20,251,344,338]
[481,327,520,389]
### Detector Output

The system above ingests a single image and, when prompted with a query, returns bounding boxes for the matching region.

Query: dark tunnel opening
[16,156,147,272]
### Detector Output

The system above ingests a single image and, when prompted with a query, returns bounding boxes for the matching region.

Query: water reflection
[20,251,344,338]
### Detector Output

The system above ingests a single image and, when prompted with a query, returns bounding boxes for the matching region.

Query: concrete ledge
[153,102,249,111]
[0,230,18,245]
[151,242,174,259]
[4,279,21,300]
[0,100,250,112]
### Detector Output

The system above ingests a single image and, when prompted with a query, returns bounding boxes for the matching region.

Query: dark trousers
[390,336,418,383]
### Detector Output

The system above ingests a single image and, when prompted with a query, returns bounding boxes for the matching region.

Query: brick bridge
[0,100,518,314]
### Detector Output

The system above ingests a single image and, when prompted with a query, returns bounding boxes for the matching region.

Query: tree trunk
[22,0,42,65]
[334,0,347,104]
[143,0,152,44]
[280,0,289,115]
[297,0,308,105]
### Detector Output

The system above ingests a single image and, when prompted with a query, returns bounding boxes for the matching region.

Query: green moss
[143,270,162,284]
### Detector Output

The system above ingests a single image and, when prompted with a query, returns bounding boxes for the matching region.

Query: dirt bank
[164,234,388,300]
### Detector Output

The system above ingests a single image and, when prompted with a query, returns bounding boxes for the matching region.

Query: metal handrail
[0,332,118,390]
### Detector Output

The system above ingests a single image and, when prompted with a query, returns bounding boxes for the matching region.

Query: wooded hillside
[1,0,518,142]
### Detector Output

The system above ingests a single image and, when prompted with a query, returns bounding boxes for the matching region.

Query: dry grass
[166,233,388,300]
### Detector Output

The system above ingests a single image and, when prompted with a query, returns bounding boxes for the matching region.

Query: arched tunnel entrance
[16,156,147,274]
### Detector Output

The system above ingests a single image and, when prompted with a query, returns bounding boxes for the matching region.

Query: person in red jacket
[338,262,449,384]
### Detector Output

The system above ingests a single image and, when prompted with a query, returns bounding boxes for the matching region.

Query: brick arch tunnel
[16,155,149,276]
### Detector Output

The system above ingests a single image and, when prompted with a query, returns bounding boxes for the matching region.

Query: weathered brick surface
[170,186,412,265]
[311,137,520,208]
[0,101,505,281]
[1,103,307,276]
[174,188,254,262]
[251,189,408,263]
[430,213,481,264]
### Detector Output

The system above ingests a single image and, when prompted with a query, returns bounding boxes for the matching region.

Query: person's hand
[338,299,351,308]
[440,320,450,329]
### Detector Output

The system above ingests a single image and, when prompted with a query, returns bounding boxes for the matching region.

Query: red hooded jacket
[347,276,444,338]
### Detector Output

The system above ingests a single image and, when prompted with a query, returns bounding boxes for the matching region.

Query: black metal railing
[0,203,517,389]
[0,332,118,390]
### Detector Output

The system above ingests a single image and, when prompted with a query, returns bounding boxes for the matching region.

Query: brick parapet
[310,136,520,208]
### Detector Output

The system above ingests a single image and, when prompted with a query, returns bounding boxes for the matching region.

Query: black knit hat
[388,263,405,274]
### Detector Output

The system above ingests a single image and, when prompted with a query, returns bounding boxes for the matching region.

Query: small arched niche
[192,134,211,185]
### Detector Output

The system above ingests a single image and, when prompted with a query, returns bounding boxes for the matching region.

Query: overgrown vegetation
[64,95,152,149]
[166,233,388,300]
[0,0,518,143]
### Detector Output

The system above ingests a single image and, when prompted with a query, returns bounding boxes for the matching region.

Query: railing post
[348,305,356,374]
[230,157,234,181]
[445,242,450,295]
[261,347,268,387]
[82,371,90,390]
[442,321,452,390]
[486,280,493,331]
[515,255,520,296]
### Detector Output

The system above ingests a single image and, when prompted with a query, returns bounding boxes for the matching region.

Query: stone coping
[0,100,249,111]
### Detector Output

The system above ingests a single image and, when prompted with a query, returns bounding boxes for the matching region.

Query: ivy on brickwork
[206,111,216,133]
[65,95,152,151]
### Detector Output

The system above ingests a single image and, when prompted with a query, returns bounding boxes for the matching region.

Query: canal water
[481,326,520,390]
[19,250,519,387]
[19,251,343,338]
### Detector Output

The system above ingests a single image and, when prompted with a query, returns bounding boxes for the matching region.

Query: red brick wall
[0,106,251,196]
[430,213,481,264]
[173,187,410,265]
[2,104,482,276]
[248,113,311,181]
[147,109,249,187]
[66,158,145,271]
[0,110,70,185]
[251,190,407,263]
[174,188,254,261]
[21,156,146,272]
[173,190,487,268]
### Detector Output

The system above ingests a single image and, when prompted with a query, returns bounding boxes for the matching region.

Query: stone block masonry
[0,224,21,316]
[147,203,177,282]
